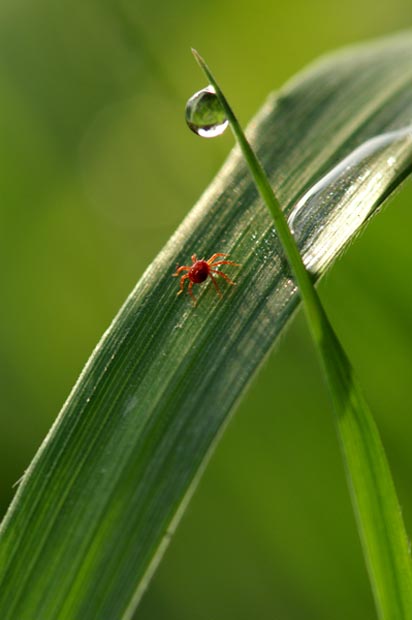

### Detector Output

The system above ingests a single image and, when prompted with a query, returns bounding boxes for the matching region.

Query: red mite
[173,253,240,304]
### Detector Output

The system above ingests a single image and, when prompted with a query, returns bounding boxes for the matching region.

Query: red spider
[173,253,240,304]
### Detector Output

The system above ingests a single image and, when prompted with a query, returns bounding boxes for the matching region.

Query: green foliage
[1,32,412,620]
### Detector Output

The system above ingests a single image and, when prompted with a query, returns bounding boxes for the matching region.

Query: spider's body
[188,259,210,284]
[173,253,239,304]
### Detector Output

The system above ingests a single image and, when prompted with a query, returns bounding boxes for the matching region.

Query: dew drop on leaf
[185,85,228,138]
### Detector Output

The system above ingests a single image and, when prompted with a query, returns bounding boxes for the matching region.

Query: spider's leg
[210,260,241,267]
[209,273,223,298]
[207,253,228,264]
[177,274,189,295]
[173,265,190,277]
[211,269,236,286]
[191,254,198,264]
[188,281,197,305]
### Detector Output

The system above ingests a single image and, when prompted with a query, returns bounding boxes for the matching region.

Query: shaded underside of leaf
[1,32,412,620]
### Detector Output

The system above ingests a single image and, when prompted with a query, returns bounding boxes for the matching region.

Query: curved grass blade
[1,32,412,620]
[193,48,412,620]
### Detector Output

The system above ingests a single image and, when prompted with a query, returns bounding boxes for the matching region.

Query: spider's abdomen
[189,260,210,283]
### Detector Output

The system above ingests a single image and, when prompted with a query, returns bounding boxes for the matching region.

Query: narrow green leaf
[193,48,412,620]
[1,33,412,620]
[321,322,412,619]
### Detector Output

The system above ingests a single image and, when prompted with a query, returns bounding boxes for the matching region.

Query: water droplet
[288,127,412,274]
[185,85,228,138]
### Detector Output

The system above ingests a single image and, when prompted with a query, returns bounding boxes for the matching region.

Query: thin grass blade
[193,47,412,620]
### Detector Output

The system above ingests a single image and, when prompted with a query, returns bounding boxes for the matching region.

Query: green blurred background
[1,1,412,618]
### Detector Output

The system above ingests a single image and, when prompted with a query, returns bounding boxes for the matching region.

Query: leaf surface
[1,32,412,620]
